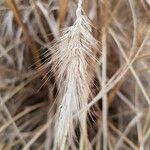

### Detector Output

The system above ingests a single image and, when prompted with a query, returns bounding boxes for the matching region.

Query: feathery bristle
[49,1,99,148]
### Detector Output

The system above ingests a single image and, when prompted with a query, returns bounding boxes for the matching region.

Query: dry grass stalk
[5,0,42,68]
[0,0,150,149]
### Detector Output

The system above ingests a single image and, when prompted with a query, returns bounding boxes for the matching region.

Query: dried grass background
[0,0,150,149]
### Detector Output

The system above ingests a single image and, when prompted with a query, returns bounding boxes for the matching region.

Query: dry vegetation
[0,0,150,149]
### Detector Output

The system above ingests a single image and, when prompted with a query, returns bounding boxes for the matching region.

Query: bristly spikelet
[49,1,99,148]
